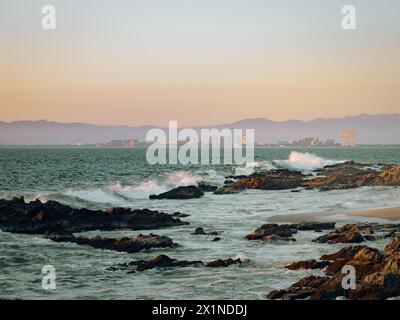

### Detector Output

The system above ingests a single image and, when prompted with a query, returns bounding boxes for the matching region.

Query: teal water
[0,147,399,299]
[1,146,399,201]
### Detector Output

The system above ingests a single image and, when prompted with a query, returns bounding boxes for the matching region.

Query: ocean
[1,146,400,299]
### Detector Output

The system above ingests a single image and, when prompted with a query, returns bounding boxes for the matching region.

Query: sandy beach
[348,206,400,220]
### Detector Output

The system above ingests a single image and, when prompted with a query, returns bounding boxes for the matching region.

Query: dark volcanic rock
[111,256,243,272]
[198,182,218,192]
[206,258,242,268]
[285,259,330,271]
[262,234,296,242]
[315,161,371,177]
[268,237,400,300]
[49,233,175,253]
[191,227,221,236]
[245,222,335,242]
[110,255,203,272]
[213,187,241,195]
[245,223,298,241]
[294,222,336,231]
[320,245,368,261]
[172,212,190,218]
[214,170,305,194]
[305,165,400,191]
[215,163,400,194]
[149,185,204,199]
[267,275,343,300]
[0,197,187,235]
[313,224,376,244]
[191,227,206,235]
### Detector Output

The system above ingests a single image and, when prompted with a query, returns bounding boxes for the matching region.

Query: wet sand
[348,206,400,220]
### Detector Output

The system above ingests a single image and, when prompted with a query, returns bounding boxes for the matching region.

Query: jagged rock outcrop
[0,197,188,235]
[109,255,203,272]
[191,227,220,236]
[268,237,400,300]
[198,183,218,192]
[206,258,243,268]
[245,224,298,241]
[313,224,376,244]
[214,163,400,194]
[245,222,335,242]
[48,233,176,253]
[149,185,204,199]
[108,255,243,272]
[285,259,330,271]
[214,170,306,194]
[305,165,400,191]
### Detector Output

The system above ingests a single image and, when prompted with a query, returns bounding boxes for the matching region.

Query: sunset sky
[1,0,399,126]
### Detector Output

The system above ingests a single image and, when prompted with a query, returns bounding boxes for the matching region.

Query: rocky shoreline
[0,197,189,254]
[1,160,400,300]
[268,237,400,300]
[215,161,400,194]
[108,255,243,273]
[0,197,188,235]
[144,162,400,199]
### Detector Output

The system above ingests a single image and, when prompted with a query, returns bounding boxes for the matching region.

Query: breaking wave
[274,151,344,171]
[41,170,226,204]
[235,161,276,176]
[32,153,344,205]
[234,152,342,175]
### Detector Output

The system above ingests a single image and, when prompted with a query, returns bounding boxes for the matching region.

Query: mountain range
[0,114,399,145]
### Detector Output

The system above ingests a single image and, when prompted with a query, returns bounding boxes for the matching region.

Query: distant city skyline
[1,114,399,145]
[1,0,399,126]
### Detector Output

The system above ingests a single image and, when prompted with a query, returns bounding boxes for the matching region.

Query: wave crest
[275,151,344,171]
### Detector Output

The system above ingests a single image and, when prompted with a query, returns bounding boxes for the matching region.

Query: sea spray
[274,151,344,171]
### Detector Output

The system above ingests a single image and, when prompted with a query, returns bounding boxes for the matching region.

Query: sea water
[0,146,399,299]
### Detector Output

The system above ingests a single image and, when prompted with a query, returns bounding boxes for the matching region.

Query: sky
[1,0,399,126]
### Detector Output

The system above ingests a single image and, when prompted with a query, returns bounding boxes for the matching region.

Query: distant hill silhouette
[0,114,399,145]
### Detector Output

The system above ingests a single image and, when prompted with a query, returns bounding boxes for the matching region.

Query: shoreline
[347,206,400,220]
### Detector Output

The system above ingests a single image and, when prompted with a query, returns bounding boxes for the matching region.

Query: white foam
[199,169,226,185]
[111,171,212,200]
[235,161,276,176]
[274,151,344,171]
[235,253,250,262]
[112,180,167,200]
[166,171,201,186]
[65,189,121,204]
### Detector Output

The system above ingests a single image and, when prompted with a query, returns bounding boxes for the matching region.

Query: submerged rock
[0,197,187,235]
[191,227,221,236]
[198,183,218,192]
[245,221,335,242]
[191,227,206,235]
[263,234,296,242]
[110,255,243,272]
[48,233,176,253]
[206,258,242,268]
[110,255,203,272]
[149,185,204,199]
[172,212,190,218]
